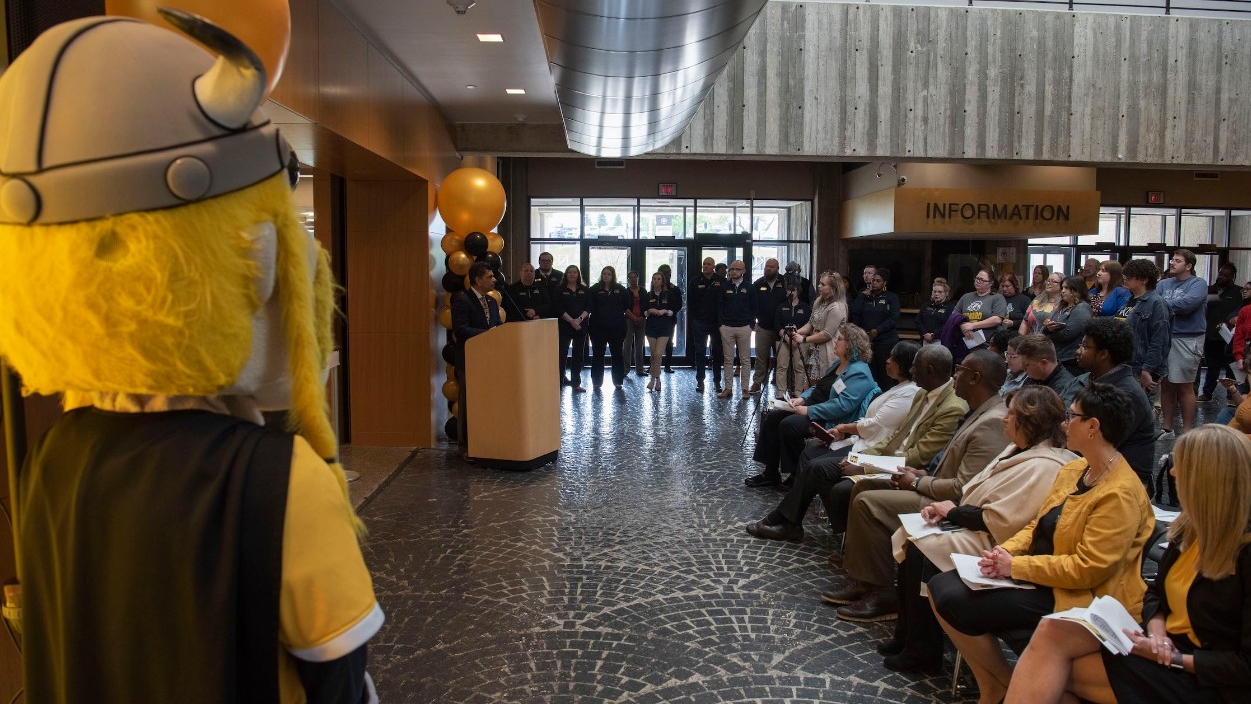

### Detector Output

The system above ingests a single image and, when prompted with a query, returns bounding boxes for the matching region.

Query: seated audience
[744,323,877,488]
[928,382,1154,704]
[883,386,1075,674]
[1019,334,1080,406]
[745,344,962,539]
[1006,424,1251,704]
[1074,317,1157,492]
[828,342,921,456]
[823,350,1010,623]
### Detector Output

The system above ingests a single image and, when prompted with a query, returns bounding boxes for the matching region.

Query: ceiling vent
[595,159,626,169]
[534,0,769,157]
[1194,171,1221,180]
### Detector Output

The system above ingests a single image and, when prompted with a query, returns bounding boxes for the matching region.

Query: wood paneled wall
[658,3,1251,167]
[270,0,463,446]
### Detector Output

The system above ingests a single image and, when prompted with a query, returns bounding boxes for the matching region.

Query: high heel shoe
[646,379,654,391]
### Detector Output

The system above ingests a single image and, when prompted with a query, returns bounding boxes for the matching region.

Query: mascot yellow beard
[0,10,377,704]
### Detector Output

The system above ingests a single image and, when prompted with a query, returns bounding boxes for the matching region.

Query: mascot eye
[286,150,300,190]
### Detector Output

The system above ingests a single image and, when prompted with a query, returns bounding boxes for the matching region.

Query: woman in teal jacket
[745,323,879,487]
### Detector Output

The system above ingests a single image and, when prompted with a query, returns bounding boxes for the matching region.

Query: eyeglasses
[953,363,980,377]
[1064,410,1092,422]
[1046,279,1062,285]
[974,277,992,284]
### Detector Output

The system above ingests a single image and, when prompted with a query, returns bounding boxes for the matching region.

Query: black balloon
[477,251,504,271]
[442,271,465,292]
[444,417,458,441]
[441,343,456,365]
[463,231,489,257]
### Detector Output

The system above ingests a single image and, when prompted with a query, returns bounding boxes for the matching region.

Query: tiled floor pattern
[356,370,1230,703]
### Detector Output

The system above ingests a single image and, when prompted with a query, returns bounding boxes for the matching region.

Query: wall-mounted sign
[658,182,678,196]
[892,188,1100,236]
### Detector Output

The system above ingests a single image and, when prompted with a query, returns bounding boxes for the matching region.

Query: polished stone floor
[353,369,1232,704]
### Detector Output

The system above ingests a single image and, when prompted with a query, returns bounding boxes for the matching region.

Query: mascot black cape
[0,10,380,704]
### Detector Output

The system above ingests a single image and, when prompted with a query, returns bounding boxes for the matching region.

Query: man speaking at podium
[452,262,504,453]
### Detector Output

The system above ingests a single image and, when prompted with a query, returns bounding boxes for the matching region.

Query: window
[695,200,752,235]
[531,198,582,239]
[1128,208,1176,246]
[1180,208,1226,248]
[639,199,693,239]
[583,198,635,239]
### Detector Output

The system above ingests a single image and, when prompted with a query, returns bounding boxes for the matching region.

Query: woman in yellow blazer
[927,382,1155,704]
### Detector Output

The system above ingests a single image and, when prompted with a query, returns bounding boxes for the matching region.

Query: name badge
[833,378,847,394]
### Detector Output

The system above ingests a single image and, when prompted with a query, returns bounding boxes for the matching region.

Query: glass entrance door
[643,246,688,358]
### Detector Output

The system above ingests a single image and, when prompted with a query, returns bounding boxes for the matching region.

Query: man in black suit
[451,262,504,451]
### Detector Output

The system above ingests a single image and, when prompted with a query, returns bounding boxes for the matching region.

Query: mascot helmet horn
[0,9,296,226]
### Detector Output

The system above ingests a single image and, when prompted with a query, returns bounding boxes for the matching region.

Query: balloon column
[436,167,507,441]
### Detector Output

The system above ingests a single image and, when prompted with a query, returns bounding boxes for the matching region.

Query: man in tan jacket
[824,350,1010,623]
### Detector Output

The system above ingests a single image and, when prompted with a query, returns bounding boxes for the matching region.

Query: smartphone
[809,422,836,445]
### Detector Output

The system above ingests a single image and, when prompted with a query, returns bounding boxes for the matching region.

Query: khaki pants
[775,340,810,396]
[753,327,779,387]
[647,336,669,379]
[720,325,752,392]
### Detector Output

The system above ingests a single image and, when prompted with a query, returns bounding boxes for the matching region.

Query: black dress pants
[775,441,855,527]
[752,410,812,476]
[691,319,723,383]
[589,324,626,386]
[892,543,944,666]
[558,325,587,383]
[1202,338,1232,395]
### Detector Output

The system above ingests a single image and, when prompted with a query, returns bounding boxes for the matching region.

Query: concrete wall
[658,3,1251,167]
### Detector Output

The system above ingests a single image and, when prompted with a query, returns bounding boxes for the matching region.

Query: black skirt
[1100,633,1224,704]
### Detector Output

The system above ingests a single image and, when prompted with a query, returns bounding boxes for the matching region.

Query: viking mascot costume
[0,10,380,703]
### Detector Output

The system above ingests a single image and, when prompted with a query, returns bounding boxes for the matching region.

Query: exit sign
[658,182,678,197]
[1146,191,1165,204]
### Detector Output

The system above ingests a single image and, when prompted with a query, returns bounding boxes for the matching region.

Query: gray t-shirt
[955,292,1007,325]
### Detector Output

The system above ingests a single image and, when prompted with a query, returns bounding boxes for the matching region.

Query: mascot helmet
[0,10,349,516]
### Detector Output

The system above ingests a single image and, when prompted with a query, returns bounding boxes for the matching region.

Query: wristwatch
[1170,650,1184,670]
[911,476,922,491]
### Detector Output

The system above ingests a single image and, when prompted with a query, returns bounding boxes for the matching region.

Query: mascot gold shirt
[0,11,381,704]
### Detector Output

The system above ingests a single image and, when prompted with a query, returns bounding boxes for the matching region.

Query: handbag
[803,344,822,387]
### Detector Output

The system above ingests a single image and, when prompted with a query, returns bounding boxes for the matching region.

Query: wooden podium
[463,319,560,469]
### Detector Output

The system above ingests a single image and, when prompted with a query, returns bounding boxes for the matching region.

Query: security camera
[447,0,476,15]
[898,175,908,186]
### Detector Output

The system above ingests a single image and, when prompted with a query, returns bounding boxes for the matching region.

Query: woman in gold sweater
[927,382,1156,704]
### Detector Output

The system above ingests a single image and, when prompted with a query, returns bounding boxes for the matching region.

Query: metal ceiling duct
[534,0,769,158]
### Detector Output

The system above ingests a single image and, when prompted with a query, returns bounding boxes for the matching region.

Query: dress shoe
[876,638,905,656]
[745,519,804,542]
[882,649,942,675]
[820,580,870,605]
[696,382,705,392]
[744,471,781,488]
[718,388,732,399]
[836,588,899,622]
[664,367,674,374]
[750,382,762,394]
[572,385,586,393]
[827,547,844,568]
[714,382,724,393]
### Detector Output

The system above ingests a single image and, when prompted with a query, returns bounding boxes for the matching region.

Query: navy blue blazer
[451,288,502,344]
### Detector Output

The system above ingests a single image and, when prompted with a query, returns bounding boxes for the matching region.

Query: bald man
[751,258,787,394]
[718,260,755,398]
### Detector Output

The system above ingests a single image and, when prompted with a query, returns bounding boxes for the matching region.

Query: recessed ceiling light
[506,88,525,95]
[466,84,477,89]
[476,33,504,42]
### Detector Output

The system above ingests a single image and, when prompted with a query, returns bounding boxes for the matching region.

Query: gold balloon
[441,378,459,401]
[106,0,290,100]
[443,293,454,307]
[438,308,453,330]
[436,167,507,234]
[451,402,459,417]
[448,251,473,276]
[486,231,504,254]
[498,307,507,323]
[440,231,464,256]
[486,289,502,305]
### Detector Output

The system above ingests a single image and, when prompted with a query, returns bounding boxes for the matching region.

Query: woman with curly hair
[744,323,879,488]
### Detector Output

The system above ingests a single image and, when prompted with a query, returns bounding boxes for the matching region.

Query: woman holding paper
[743,323,877,489]
[927,382,1155,704]
[1005,423,1251,704]
[882,386,1074,674]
